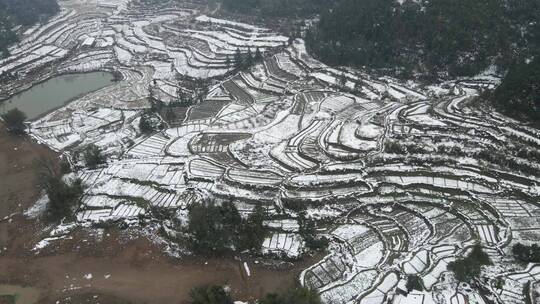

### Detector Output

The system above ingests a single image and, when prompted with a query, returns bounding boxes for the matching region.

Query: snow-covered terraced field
[3,1,540,303]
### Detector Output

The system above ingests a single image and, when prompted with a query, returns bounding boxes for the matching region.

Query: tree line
[306,0,539,78]
[219,0,334,18]
[492,56,540,126]
[186,201,268,255]
[190,285,321,304]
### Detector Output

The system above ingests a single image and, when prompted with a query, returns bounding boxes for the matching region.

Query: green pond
[1,72,114,120]
[0,285,40,304]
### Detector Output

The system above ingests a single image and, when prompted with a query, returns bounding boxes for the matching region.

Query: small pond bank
[0,72,114,120]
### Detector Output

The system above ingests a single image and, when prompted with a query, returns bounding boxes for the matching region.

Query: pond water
[0,72,114,120]
[0,284,40,304]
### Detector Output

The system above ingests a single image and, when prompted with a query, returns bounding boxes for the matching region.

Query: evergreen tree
[339,73,347,88]
[139,114,154,134]
[83,144,106,169]
[512,243,540,263]
[188,202,230,254]
[187,201,268,254]
[406,275,424,292]
[299,213,329,251]
[493,57,540,125]
[255,47,263,62]
[353,81,362,94]
[246,48,254,67]
[234,48,243,69]
[189,285,233,304]
[35,157,83,223]
[1,108,27,135]
[165,107,177,122]
[238,205,267,252]
[259,287,321,304]
[305,0,536,78]
[447,244,492,282]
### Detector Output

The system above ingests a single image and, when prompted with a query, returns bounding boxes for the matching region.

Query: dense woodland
[0,0,59,57]
[493,57,540,125]
[220,0,539,125]
[307,0,540,77]
[220,0,334,18]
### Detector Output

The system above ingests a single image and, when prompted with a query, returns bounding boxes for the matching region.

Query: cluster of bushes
[447,244,492,282]
[187,201,267,255]
[298,213,328,252]
[231,47,264,71]
[35,158,84,222]
[1,108,27,135]
[190,285,321,304]
[384,140,408,154]
[186,202,328,256]
[515,147,540,163]
[436,145,467,157]
[82,144,107,169]
[139,112,164,134]
[492,56,540,126]
[405,275,424,293]
[0,71,17,83]
[384,140,431,155]
[476,149,540,177]
[512,243,540,263]
[190,285,233,304]
[259,286,321,304]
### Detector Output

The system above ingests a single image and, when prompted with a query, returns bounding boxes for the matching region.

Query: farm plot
[5,2,540,304]
[189,132,251,165]
[262,233,304,258]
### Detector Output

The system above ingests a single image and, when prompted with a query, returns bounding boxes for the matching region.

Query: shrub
[238,205,267,252]
[447,244,492,282]
[0,295,16,304]
[283,199,306,212]
[188,202,232,254]
[83,144,106,169]
[59,158,72,174]
[299,214,329,252]
[493,57,540,126]
[35,157,83,222]
[385,140,407,154]
[1,108,27,135]
[512,243,540,263]
[406,275,424,292]
[187,201,268,255]
[406,144,428,154]
[189,285,233,304]
[139,113,155,134]
[259,287,321,304]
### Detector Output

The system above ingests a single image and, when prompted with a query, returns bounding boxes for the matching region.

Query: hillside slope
[0,0,59,57]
